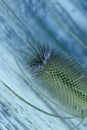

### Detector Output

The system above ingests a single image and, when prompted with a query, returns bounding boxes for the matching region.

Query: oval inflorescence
[27,42,87,117]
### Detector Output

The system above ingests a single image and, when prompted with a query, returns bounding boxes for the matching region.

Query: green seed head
[28,43,87,117]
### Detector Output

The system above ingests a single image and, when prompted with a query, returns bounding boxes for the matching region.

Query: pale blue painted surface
[0,0,87,130]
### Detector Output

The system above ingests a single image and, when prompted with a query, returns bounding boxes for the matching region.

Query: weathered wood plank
[0,0,87,130]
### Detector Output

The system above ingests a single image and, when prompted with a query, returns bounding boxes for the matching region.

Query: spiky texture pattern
[28,43,87,116]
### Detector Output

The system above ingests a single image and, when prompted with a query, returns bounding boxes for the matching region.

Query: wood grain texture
[0,0,87,130]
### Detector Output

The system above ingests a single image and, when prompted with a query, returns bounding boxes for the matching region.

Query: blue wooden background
[0,0,87,130]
